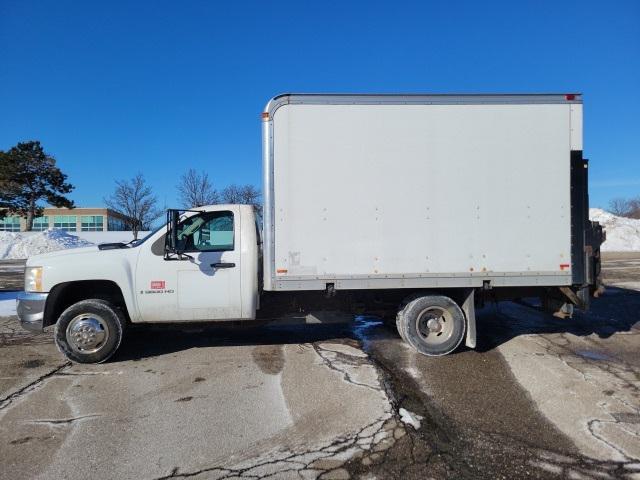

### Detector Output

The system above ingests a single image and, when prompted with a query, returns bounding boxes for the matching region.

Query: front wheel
[397,294,466,356]
[55,299,125,363]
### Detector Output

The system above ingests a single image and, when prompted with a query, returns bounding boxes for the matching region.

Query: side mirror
[164,209,181,258]
[164,208,199,260]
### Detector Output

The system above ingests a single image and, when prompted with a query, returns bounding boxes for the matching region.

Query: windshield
[131,211,197,247]
[132,211,205,248]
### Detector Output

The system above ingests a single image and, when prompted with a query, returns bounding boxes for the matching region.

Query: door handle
[211,262,236,269]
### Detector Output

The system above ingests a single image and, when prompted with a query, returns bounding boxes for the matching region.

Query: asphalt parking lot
[0,254,639,479]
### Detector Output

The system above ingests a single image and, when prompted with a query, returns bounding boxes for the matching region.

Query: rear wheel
[396,304,411,343]
[54,299,125,364]
[397,294,465,356]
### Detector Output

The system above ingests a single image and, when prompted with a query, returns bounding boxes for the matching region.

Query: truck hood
[26,244,140,295]
[27,246,107,265]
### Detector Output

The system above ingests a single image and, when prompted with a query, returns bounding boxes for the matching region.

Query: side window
[178,211,234,252]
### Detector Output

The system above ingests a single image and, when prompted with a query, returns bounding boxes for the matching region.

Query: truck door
[135,208,242,322]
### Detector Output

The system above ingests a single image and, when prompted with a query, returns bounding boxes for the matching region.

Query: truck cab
[17,204,260,363]
[140,205,259,322]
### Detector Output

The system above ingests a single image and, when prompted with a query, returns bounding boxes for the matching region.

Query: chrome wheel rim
[66,314,110,354]
[415,306,454,346]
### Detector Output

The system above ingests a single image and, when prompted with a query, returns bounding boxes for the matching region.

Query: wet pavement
[0,253,638,479]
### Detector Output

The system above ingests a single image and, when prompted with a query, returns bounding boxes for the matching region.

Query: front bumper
[17,292,48,332]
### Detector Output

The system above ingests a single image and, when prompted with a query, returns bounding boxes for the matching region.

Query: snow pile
[590,208,640,252]
[0,229,94,260]
[398,408,423,430]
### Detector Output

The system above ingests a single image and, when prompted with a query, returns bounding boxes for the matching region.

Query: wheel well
[399,289,470,309]
[44,280,129,327]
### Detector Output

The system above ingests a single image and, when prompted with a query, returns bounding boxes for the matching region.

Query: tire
[395,293,424,344]
[54,299,125,364]
[397,294,465,356]
[396,307,409,343]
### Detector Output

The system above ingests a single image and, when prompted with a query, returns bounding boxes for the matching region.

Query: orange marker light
[276,268,288,274]
[261,112,270,120]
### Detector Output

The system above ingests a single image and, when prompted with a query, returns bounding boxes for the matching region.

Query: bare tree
[609,196,640,219]
[177,169,219,208]
[220,184,261,204]
[628,197,640,219]
[609,198,631,217]
[104,173,161,240]
[220,184,262,217]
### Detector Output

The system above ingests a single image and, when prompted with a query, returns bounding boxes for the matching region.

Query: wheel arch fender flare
[43,280,132,328]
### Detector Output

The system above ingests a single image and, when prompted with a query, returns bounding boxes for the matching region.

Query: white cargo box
[262,94,583,291]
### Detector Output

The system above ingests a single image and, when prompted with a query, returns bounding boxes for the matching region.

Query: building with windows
[0,208,132,232]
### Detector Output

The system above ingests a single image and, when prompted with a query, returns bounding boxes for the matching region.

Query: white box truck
[17,94,603,363]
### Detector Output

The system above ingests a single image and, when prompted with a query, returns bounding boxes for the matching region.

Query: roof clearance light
[261,112,270,120]
[565,94,576,101]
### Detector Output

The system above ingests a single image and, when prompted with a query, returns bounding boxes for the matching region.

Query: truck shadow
[474,286,640,353]
[111,286,639,362]
[113,316,357,362]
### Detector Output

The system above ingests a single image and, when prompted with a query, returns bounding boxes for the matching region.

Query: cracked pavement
[0,253,639,479]
[0,321,404,480]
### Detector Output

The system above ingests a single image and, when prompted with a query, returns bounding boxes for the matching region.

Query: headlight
[25,267,43,292]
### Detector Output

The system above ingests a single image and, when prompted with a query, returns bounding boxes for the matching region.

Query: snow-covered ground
[0,230,94,260]
[0,291,18,316]
[0,230,151,260]
[590,208,640,252]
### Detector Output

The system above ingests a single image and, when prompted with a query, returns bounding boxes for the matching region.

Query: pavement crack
[28,414,102,426]
[56,370,121,376]
[523,318,639,403]
[587,418,635,462]
[0,361,71,411]
[152,412,398,480]
[310,343,382,392]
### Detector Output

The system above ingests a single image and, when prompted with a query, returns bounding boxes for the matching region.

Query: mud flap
[462,289,476,348]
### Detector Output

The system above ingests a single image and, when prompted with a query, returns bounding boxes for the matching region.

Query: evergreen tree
[0,141,74,230]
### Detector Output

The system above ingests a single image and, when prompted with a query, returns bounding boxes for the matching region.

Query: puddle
[251,345,285,375]
[352,316,385,349]
[575,350,611,362]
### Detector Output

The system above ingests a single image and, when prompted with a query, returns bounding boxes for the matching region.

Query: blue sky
[1,0,638,210]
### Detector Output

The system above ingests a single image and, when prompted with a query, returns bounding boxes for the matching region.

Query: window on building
[107,216,126,231]
[53,215,77,232]
[81,215,104,231]
[0,216,21,232]
[32,216,50,232]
